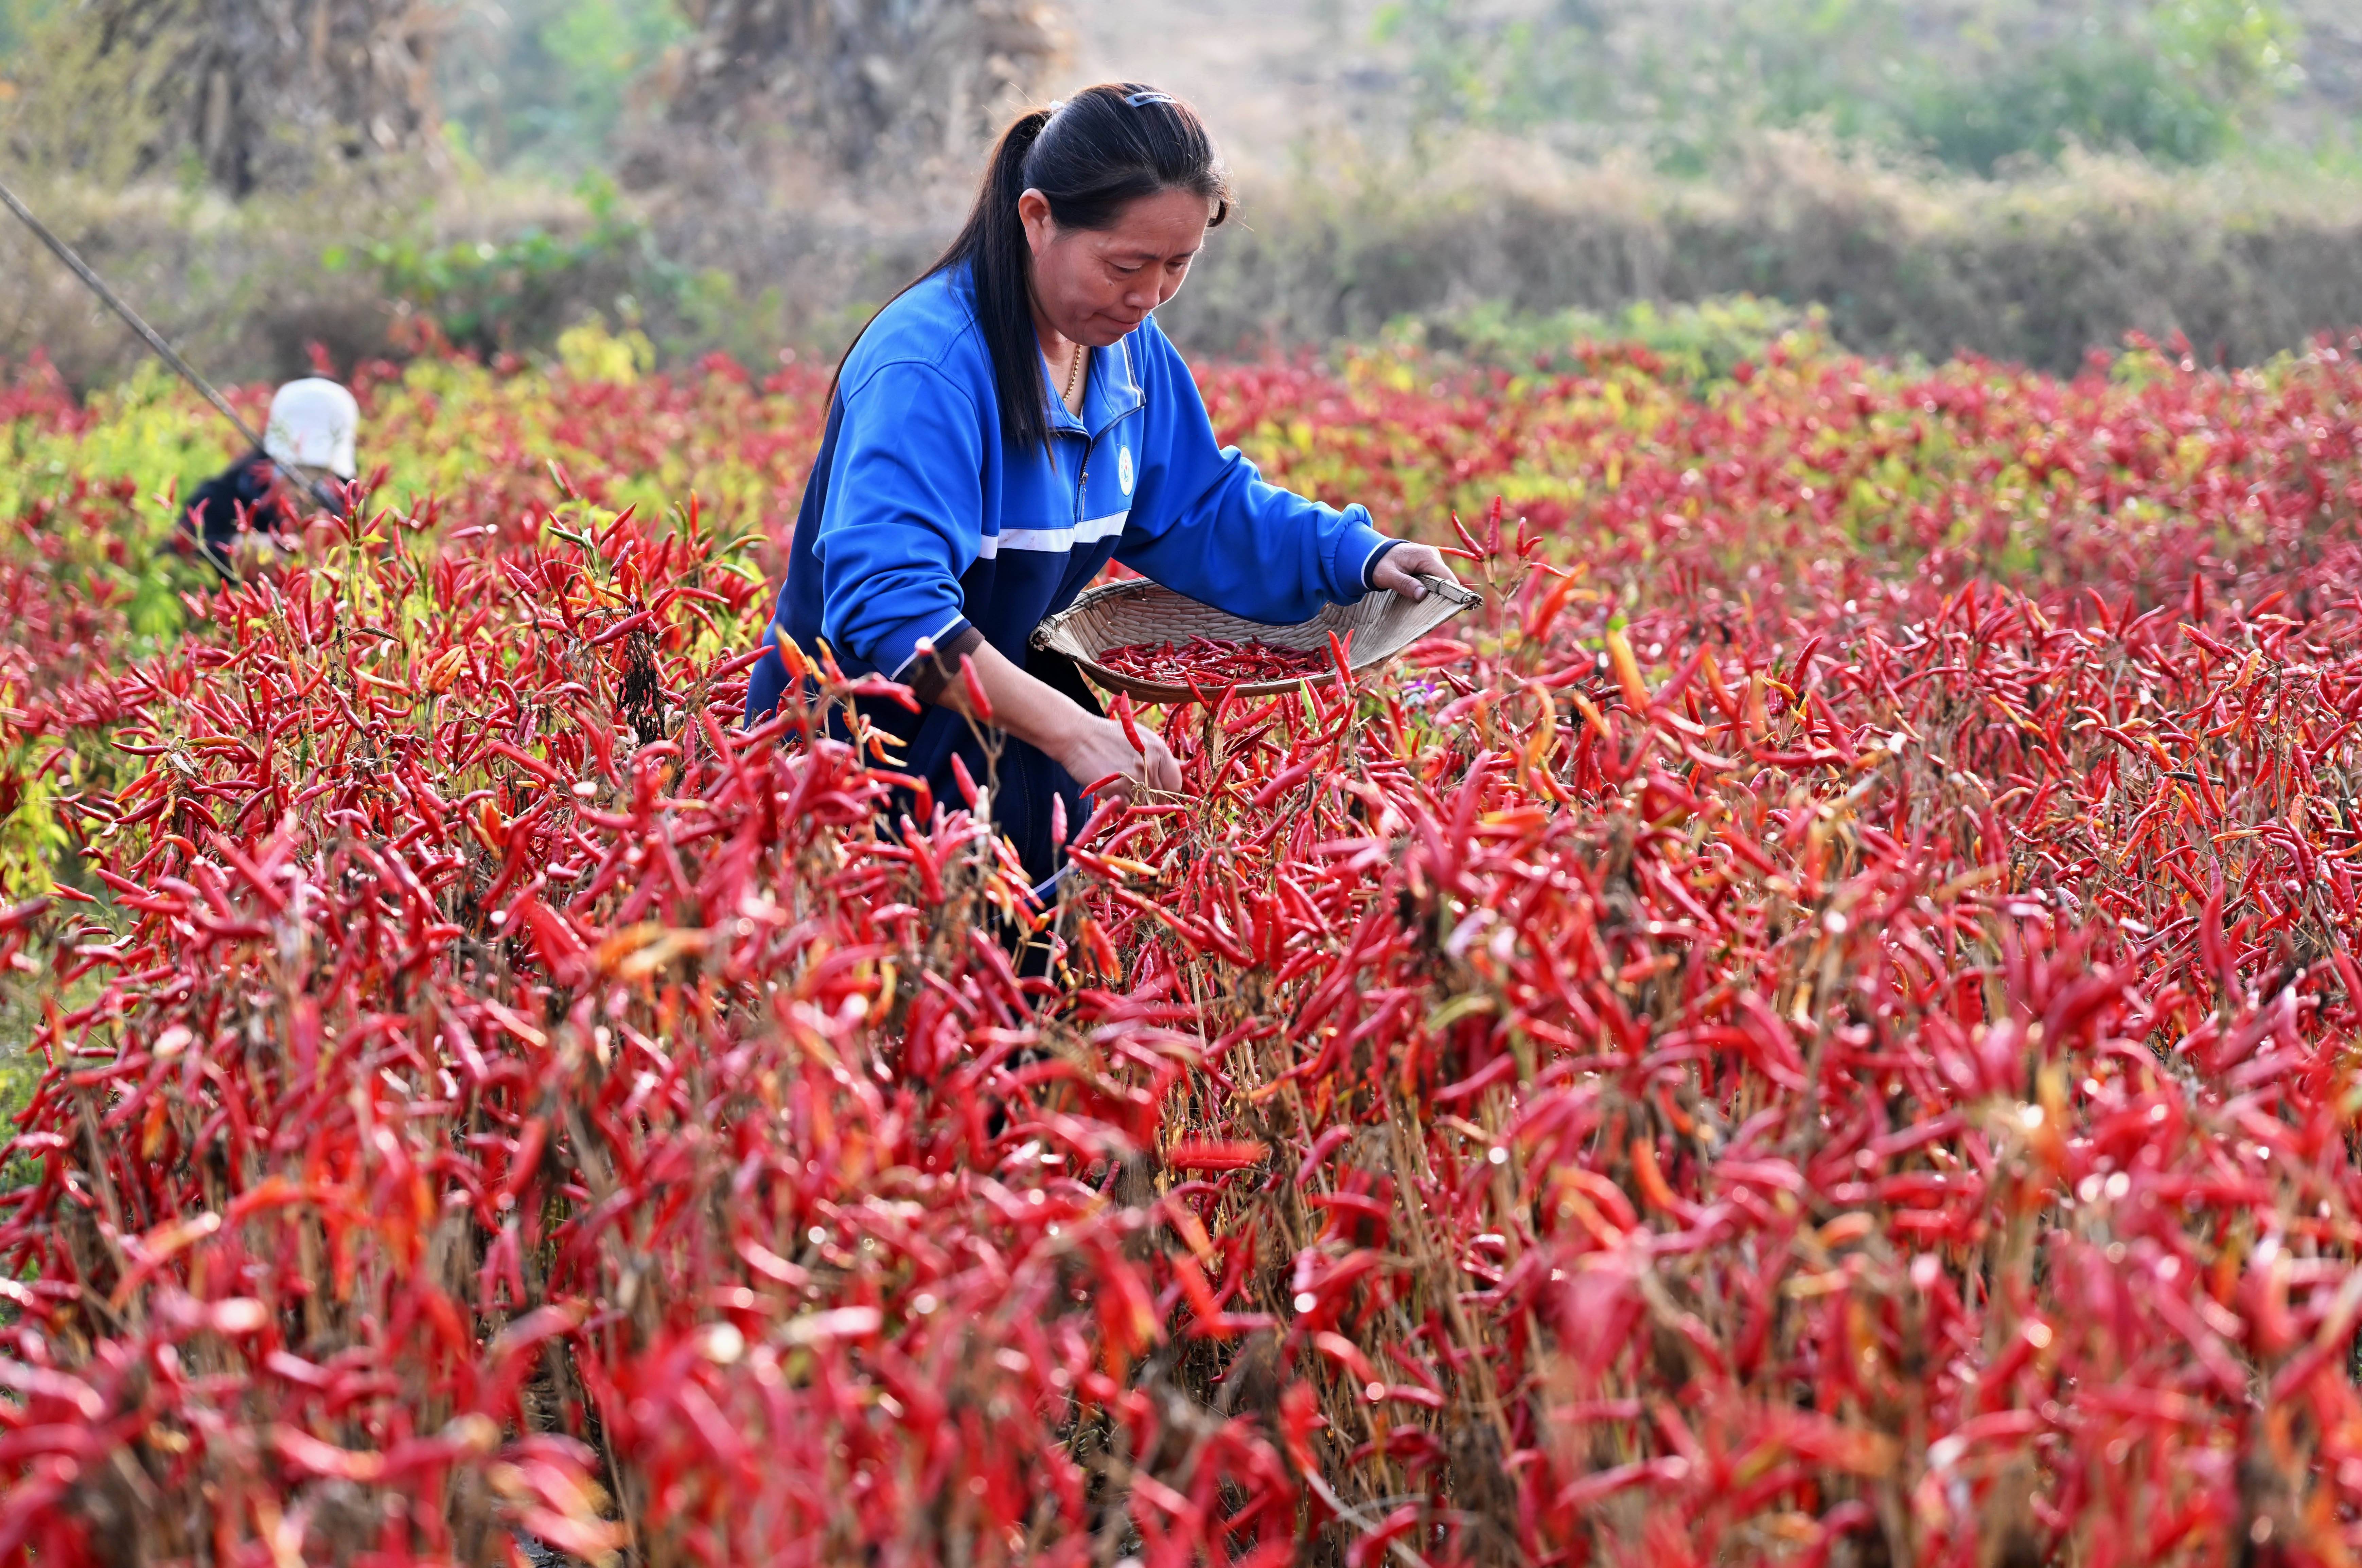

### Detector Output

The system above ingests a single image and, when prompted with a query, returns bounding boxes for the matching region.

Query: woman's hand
[932,640,1182,798]
[1047,712,1183,798]
[1372,541,1461,602]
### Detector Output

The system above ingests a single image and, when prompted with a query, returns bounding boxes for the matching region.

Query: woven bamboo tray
[1031,573,1480,703]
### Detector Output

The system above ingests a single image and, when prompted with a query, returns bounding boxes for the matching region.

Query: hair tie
[1044,99,1067,118]
[1123,91,1175,108]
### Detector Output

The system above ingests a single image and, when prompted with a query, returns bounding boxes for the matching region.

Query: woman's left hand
[1372,541,1461,603]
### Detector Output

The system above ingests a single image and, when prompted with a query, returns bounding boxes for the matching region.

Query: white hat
[264,378,359,480]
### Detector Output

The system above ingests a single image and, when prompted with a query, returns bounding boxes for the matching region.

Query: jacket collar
[1043,331,1147,440]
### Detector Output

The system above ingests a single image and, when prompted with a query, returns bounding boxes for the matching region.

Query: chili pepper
[949,752,982,811]
[1165,1140,1269,1173]
[955,652,994,725]
[584,609,655,648]
[1113,692,1146,755]
[1099,638,1332,688]
[1325,630,1355,690]
[19,320,2362,1568]
[1252,760,1316,810]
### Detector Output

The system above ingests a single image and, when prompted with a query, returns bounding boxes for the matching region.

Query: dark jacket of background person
[176,450,293,575]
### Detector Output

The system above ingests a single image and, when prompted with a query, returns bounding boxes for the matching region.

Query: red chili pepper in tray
[1099,637,1331,688]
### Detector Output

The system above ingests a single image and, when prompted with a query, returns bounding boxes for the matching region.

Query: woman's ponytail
[964,108,1057,450]
[833,86,1230,453]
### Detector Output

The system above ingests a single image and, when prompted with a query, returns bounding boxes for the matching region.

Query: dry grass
[1167,133,2362,370]
[8,131,2362,390]
[0,171,448,390]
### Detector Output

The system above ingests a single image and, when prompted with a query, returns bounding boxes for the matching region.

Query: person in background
[744,85,1456,886]
[177,378,358,574]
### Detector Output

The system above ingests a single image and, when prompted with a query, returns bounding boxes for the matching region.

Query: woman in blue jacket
[747,83,1452,882]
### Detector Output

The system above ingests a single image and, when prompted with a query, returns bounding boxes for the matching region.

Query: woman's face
[1020,187,1213,348]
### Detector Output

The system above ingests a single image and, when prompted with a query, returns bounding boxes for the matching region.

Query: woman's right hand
[1052,712,1183,798]
[932,640,1183,798]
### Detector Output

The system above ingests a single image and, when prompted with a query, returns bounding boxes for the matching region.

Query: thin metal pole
[0,175,271,450]
[0,174,351,521]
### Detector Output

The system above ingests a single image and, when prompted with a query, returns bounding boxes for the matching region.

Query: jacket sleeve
[1113,321,1392,624]
[809,360,986,681]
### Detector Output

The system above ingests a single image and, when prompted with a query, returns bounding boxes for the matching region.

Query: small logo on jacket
[1117,445,1134,496]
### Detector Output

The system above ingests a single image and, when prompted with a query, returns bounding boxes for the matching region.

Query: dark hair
[836,84,1231,451]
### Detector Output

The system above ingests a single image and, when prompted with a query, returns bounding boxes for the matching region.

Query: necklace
[1062,341,1085,408]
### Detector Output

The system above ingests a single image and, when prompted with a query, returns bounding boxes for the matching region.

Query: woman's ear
[1018,189,1055,257]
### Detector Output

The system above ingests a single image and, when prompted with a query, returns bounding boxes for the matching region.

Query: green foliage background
[0,0,51,60]
[1375,0,2312,175]
[437,0,688,172]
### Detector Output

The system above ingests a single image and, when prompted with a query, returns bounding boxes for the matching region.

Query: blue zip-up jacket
[748,262,1396,878]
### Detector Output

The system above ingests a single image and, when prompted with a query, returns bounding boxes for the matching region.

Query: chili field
[5,324,2362,1566]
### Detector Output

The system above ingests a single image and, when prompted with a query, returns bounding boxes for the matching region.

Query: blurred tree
[665,0,1065,180]
[437,0,687,172]
[1377,0,1926,169]
[1375,0,2309,174]
[2,0,444,194]
[0,0,54,61]
[1899,0,2305,170]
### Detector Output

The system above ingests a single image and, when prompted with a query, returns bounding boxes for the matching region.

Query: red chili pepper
[1099,637,1330,688]
[949,752,982,810]
[955,652,995,724]
[23,321,2362,1568]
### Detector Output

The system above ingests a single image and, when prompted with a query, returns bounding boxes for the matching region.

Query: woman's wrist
[921,637,1091,759]
[1030,697,1103,768]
